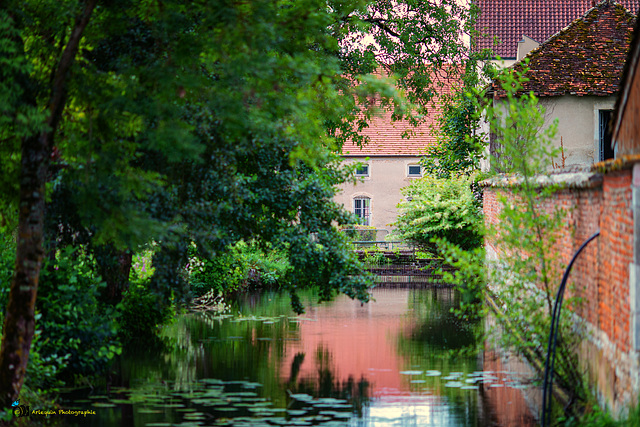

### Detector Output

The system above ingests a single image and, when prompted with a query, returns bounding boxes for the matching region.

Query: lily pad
[92,402,117,408]
[289,393,314,402]
[225,392,258,397]
[138,408,162,414]
[326,411,352,419]
[445,381,464,388]
[242,382,263,389]
[399,370,423,375]
[313,398,346,405]
[313,403,352,409]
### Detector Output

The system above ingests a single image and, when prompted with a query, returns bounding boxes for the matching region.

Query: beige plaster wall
[335,156,422,231]
[539,95,617,165]
[517,35,540,60]
[491,95,617,167]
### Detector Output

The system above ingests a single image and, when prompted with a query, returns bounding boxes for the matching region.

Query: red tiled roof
[475,0,639,58]
[493,1,636,97]
[340,111,436,157]
[341,74,457,157]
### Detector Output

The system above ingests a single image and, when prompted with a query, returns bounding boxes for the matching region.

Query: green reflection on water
[396,287,483,425]
[54,288,523,427]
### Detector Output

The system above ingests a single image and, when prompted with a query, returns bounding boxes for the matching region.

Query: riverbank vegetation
[392,174,483,252]
[400,63,601,422]
[0,0,484,414]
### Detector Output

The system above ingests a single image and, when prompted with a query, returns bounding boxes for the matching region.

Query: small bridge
[344,227,455,287]
[355,250,455,287]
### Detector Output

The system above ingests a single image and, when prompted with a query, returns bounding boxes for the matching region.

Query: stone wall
[482,165,640,414]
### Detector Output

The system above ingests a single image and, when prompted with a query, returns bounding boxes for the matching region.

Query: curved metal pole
[542,230,599,427]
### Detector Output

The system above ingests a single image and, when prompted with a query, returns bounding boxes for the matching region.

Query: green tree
[442,64,589,411]
[392,174,483,251]
[0,0,483,406]
[422,61,497,178]
[0,1,99,407]
[330,0,485,146]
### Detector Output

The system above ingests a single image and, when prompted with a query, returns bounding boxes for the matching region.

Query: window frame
[407,164,422,177]
[353,197,371,226]
[598,109,614,162]
[593,102,616,162]
[355,163,370,177]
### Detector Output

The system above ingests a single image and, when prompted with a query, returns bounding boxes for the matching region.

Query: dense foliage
[421,49,497,178]
[441,65,593,417]
[0,0,483,407]
[422,93,485,178]
[392,175,483,251]
[188,242,291,298]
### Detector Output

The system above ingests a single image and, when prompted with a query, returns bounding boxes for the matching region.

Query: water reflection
[54,288,535,426]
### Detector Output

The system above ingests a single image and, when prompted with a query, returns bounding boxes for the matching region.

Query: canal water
[57,288,537,426]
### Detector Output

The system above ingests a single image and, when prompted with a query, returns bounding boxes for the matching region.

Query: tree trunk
[0,133,47,407]
[0,0,97,407]
[95,244,133,304]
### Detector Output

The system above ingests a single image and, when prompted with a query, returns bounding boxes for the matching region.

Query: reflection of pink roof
[474,0,639,58]
[341,74,456,157]
[281,293,410,392]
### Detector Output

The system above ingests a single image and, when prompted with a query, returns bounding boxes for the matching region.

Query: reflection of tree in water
[397,288,483,423]
[286,347,371,416]
[405,288,479,350]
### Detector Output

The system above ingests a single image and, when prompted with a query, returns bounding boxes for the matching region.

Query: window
[354,197,371,225]
[407,165,421,177]
[355,164,369,177]
[599,110,614,161]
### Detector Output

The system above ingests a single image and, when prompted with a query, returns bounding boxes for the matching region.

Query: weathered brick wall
[482,168,638,413]
[616,70,640,156]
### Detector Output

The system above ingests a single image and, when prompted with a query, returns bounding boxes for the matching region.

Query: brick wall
[482,168,638,414]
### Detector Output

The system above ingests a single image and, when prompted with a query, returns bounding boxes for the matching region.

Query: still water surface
[60,288,536,426]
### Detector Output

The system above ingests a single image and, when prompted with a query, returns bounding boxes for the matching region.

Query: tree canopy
[0,0,480,406]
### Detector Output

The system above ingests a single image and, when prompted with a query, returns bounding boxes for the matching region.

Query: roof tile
[341,76,456,156]
[475,0,639,58]
[493,1,636,97]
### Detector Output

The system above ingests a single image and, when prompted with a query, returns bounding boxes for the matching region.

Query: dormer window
[355,164,369,177]
[407,165,422,177]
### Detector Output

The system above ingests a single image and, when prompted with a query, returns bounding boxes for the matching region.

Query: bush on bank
[0,241,121,395]
[392,174,483,251]
[187,241,292,298]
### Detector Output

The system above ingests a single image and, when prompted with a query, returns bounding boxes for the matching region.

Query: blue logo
[11,399,30,418]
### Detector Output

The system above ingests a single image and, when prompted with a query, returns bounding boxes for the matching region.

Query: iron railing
[542,230,600,427]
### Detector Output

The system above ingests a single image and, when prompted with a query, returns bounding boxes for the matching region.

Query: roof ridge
[473,0,640,58]
[521,0,636,62]
[493,0,637,98]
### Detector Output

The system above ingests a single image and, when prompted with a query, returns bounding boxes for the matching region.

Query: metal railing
[542,230,600,427]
